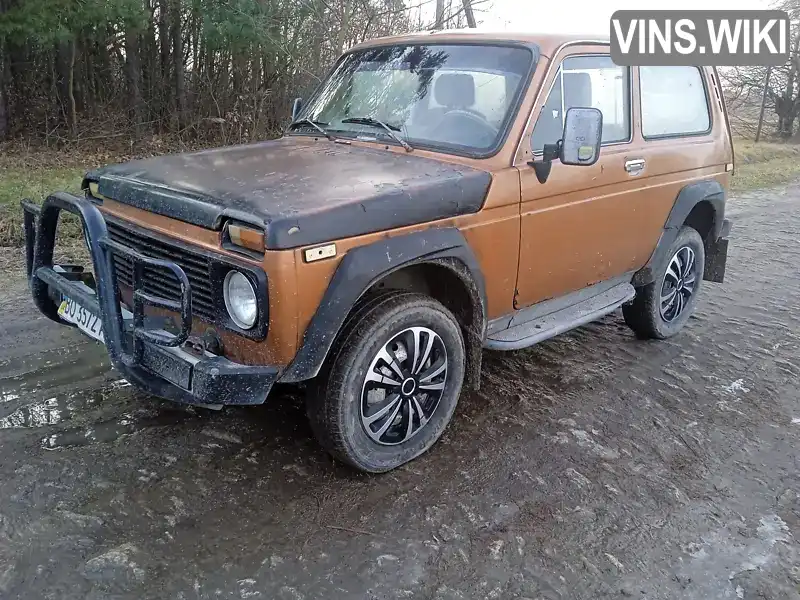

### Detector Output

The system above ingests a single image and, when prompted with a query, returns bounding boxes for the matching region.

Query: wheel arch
[632,179,726,287]
[279,228,487,388]
[683,199,717,244]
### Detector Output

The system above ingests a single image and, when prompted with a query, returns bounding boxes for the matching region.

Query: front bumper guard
[21,192,278,406]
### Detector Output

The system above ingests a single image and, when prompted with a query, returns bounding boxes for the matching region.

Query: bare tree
[55,37,77,136]
[0,58,7,139]
[171,0,186,130]
[462,0,476,28]
[756,66,773,142]
[722,0,800,140]
[124,23,144,138]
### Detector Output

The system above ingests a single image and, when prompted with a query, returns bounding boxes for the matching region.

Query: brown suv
[21,31,733,472]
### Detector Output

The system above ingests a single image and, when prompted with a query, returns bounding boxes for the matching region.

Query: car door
[513,47,666,309]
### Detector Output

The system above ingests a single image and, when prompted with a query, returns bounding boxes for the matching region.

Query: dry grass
[731,139,800,191]
[0,163,86,246]
[0,136,198,246]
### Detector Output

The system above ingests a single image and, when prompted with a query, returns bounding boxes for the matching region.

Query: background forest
[0,0,481,143]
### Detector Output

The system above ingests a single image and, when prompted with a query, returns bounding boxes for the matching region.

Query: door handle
[625,159,646,174]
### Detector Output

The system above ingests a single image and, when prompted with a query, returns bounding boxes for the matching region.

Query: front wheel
[306,292,466,473]
[624,226,706,339]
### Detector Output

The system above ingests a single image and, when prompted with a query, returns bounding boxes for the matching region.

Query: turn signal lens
[227,222,265,253]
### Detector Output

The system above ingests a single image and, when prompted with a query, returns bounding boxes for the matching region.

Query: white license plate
[58,297,105,343]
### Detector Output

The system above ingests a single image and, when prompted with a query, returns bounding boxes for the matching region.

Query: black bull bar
[21,192,278,405]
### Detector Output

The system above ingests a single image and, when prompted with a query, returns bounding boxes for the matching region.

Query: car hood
[86,137,493,250]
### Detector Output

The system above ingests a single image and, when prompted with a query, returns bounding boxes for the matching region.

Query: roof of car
[348,30,611,56]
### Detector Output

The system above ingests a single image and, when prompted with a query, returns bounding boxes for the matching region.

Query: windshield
[294,44,534,156]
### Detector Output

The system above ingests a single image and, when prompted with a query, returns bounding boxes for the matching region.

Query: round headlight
[223,271,257,329]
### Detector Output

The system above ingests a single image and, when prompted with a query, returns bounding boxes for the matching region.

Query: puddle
[0,379,195,448]
[0,396,72,429]
[1,379,145,434]
[42,410,190,449]
[0,344,111,395]
[42,414,139,448]
[0,387,106,430]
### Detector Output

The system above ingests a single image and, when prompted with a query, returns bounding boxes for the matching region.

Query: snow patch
[565,468,592,488]
[723,379,750,395]
[109,379,131,390]
[570,429,620,460]
[376,554,399,567]
[604,553,624,572]
[83,543,145,582]
[489,540,504,560]
[201,428,243,444]
[756,514,790,545]
[0,392,20,403]
[730,515,791,578]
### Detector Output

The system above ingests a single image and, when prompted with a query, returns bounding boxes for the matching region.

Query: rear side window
[640,66,710,138]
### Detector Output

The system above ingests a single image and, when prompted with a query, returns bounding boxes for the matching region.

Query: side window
[640,66,710,138]
[531,55,630,153]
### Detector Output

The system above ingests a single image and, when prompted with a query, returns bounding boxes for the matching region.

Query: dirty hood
[86,137,492,250]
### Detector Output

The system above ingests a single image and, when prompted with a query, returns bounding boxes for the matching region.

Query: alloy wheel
[660,246,697,323]
[360,326,448,445]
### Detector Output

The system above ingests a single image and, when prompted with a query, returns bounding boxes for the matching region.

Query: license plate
[58,297,105,343]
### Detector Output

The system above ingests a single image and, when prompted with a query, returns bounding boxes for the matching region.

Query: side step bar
[484,283,636,351]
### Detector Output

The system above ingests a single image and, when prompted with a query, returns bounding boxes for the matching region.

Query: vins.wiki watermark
[610,10,791,66]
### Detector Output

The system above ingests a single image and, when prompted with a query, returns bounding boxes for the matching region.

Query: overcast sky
[475,0,773,33]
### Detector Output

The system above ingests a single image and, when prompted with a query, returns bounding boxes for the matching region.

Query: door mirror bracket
[528,141,561,184]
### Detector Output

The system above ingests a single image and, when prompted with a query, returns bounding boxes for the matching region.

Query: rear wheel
[624,226,705,339]
[306,292,465,473]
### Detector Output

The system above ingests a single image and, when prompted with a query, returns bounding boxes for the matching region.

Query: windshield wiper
[341,117,413,152]
[289,118,335,141]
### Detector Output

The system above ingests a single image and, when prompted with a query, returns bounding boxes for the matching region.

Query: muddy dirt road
[1,185,799,600]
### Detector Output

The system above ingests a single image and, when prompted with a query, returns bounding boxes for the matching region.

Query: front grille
[106,219,216,323]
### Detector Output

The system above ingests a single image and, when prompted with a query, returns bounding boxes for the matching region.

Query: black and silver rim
[360,326,448,446]
[660,246,696,323]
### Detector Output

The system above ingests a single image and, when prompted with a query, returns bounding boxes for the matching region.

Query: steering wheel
[432,109,498,146]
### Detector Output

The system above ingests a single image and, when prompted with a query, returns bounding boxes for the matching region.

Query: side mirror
[560,107,602,166]
[529,106,603,184]
[291,97,303,121]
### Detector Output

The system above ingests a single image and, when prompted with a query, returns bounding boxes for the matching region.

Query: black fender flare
[279,227,487,383]
[632,179,725,287]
